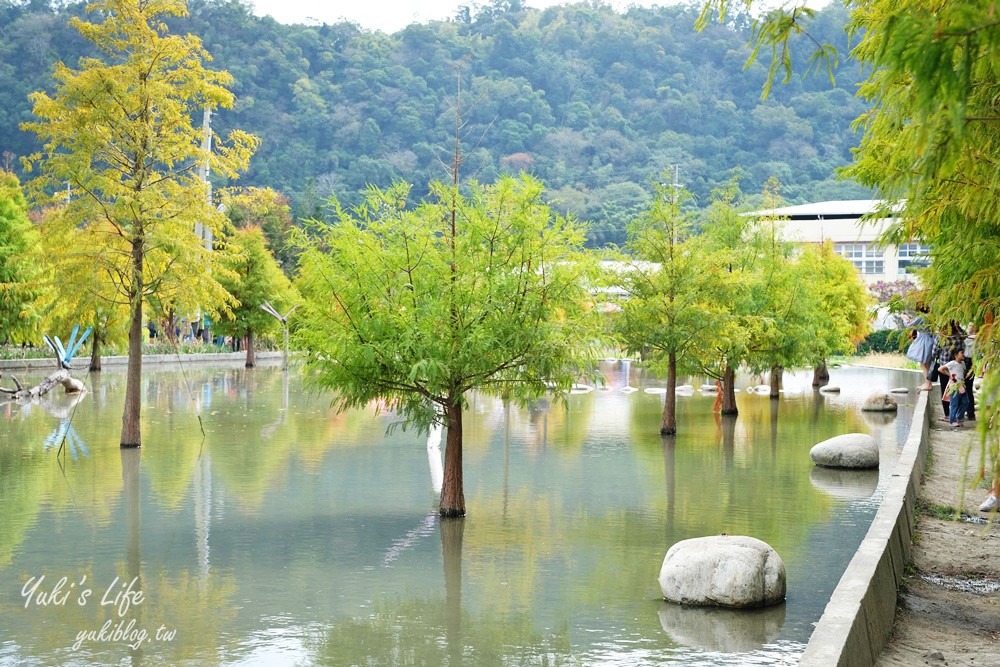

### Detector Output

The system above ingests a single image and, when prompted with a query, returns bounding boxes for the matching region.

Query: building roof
[751,199,900,220]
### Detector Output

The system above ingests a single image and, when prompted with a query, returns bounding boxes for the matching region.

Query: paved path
[876,412,1000,666]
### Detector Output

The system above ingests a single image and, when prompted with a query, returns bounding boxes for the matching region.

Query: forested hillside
[0,0,868,245]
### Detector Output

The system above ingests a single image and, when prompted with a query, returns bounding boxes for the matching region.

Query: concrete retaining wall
[0,351,283,372]
[800,389,931,666]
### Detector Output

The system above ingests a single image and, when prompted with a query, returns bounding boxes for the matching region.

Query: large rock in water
[810,433,879,469]
[658,535,786,608]
[862,392,897,412]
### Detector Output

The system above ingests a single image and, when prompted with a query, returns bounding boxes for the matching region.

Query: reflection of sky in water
[0,362,922,666]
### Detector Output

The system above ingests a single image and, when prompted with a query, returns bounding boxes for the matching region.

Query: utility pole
[669,165,683,244]
[194,107,213,343]
[195,107,213,251]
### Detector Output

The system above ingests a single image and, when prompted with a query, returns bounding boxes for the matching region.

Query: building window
[834,243,884,275]
[897,242,930,274]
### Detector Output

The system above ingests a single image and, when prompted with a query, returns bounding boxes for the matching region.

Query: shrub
[856,328,905,355]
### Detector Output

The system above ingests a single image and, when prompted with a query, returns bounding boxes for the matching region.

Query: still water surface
[0,361,918,665]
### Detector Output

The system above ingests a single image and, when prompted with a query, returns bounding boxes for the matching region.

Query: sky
[248,0,660,34]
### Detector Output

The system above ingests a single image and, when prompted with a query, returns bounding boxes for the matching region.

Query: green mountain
[0,0,869,245]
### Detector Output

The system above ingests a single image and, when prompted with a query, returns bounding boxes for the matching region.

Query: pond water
[0,361,919,666]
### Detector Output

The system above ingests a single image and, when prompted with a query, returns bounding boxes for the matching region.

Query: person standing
[937,348,968,427]
[980,477,999,513]
[964,324,977,421]
[935,321,966,415]
[905,303,936,391]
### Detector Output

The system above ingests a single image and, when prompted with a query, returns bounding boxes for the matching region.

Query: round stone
[810,433,879,469]
[658,535,786,608]
[862,392,898,412]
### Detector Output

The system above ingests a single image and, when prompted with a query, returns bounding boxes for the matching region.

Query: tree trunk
[244,331,256,368]
[120,241,144,448]
[812,361,829,387]
[769,364,782,399]
[660,351,677,435]
[166,311,178,345]
[439,399,465,518]
[721,363,738,415]
[89,329,102,372]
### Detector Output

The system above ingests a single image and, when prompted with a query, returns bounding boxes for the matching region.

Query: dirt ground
[875,414,1000,667]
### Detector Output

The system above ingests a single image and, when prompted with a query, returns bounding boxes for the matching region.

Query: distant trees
[294,175,601,517]
[219,186,297,275]
[22,0,257,447]
[214,226,294,368]
[796,241,871,385]
[618,180,729,434]
[619,178,871,430]
[0,1,870,245]
[739,181,823,398]
[694,184,769,415]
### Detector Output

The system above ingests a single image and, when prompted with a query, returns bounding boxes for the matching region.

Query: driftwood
[0,369,86,401]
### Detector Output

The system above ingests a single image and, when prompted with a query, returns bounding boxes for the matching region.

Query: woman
[905,304,936,391]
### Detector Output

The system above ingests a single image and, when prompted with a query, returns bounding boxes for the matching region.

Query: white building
[751,199,929,284]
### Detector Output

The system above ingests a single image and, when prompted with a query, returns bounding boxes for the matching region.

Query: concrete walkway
[801,385,999,666]
[875,408,1000,665]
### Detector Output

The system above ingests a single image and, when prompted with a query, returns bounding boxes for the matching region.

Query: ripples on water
[0,362,919,665]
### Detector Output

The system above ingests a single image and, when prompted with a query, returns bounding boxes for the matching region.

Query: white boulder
[818,385,840,393]
[658,535,786,608]
[862,392,898,412]
[810,433,879,469]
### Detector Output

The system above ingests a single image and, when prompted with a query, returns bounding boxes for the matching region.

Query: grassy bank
[841,352,915,370]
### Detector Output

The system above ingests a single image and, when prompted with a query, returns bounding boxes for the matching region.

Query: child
[937,349,968,427]
[963,324,976,421]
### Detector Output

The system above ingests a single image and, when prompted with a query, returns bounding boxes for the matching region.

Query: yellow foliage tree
[22,0,257,446]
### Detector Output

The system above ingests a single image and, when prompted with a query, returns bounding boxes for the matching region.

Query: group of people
[145,317,213,344]
[905,305,997,512]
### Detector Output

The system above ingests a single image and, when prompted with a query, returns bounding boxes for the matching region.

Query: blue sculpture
[43,325,93,369]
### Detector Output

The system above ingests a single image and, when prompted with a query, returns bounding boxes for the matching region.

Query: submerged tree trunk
[721,363,738,415]
[812,361,830,387]
[120,241,144,448]
[245,330,256,368]
[440,399,465,518]
[89,330,102,372]
[440,516,464,665]
[769,365,783,399]
[660,351,677,435]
